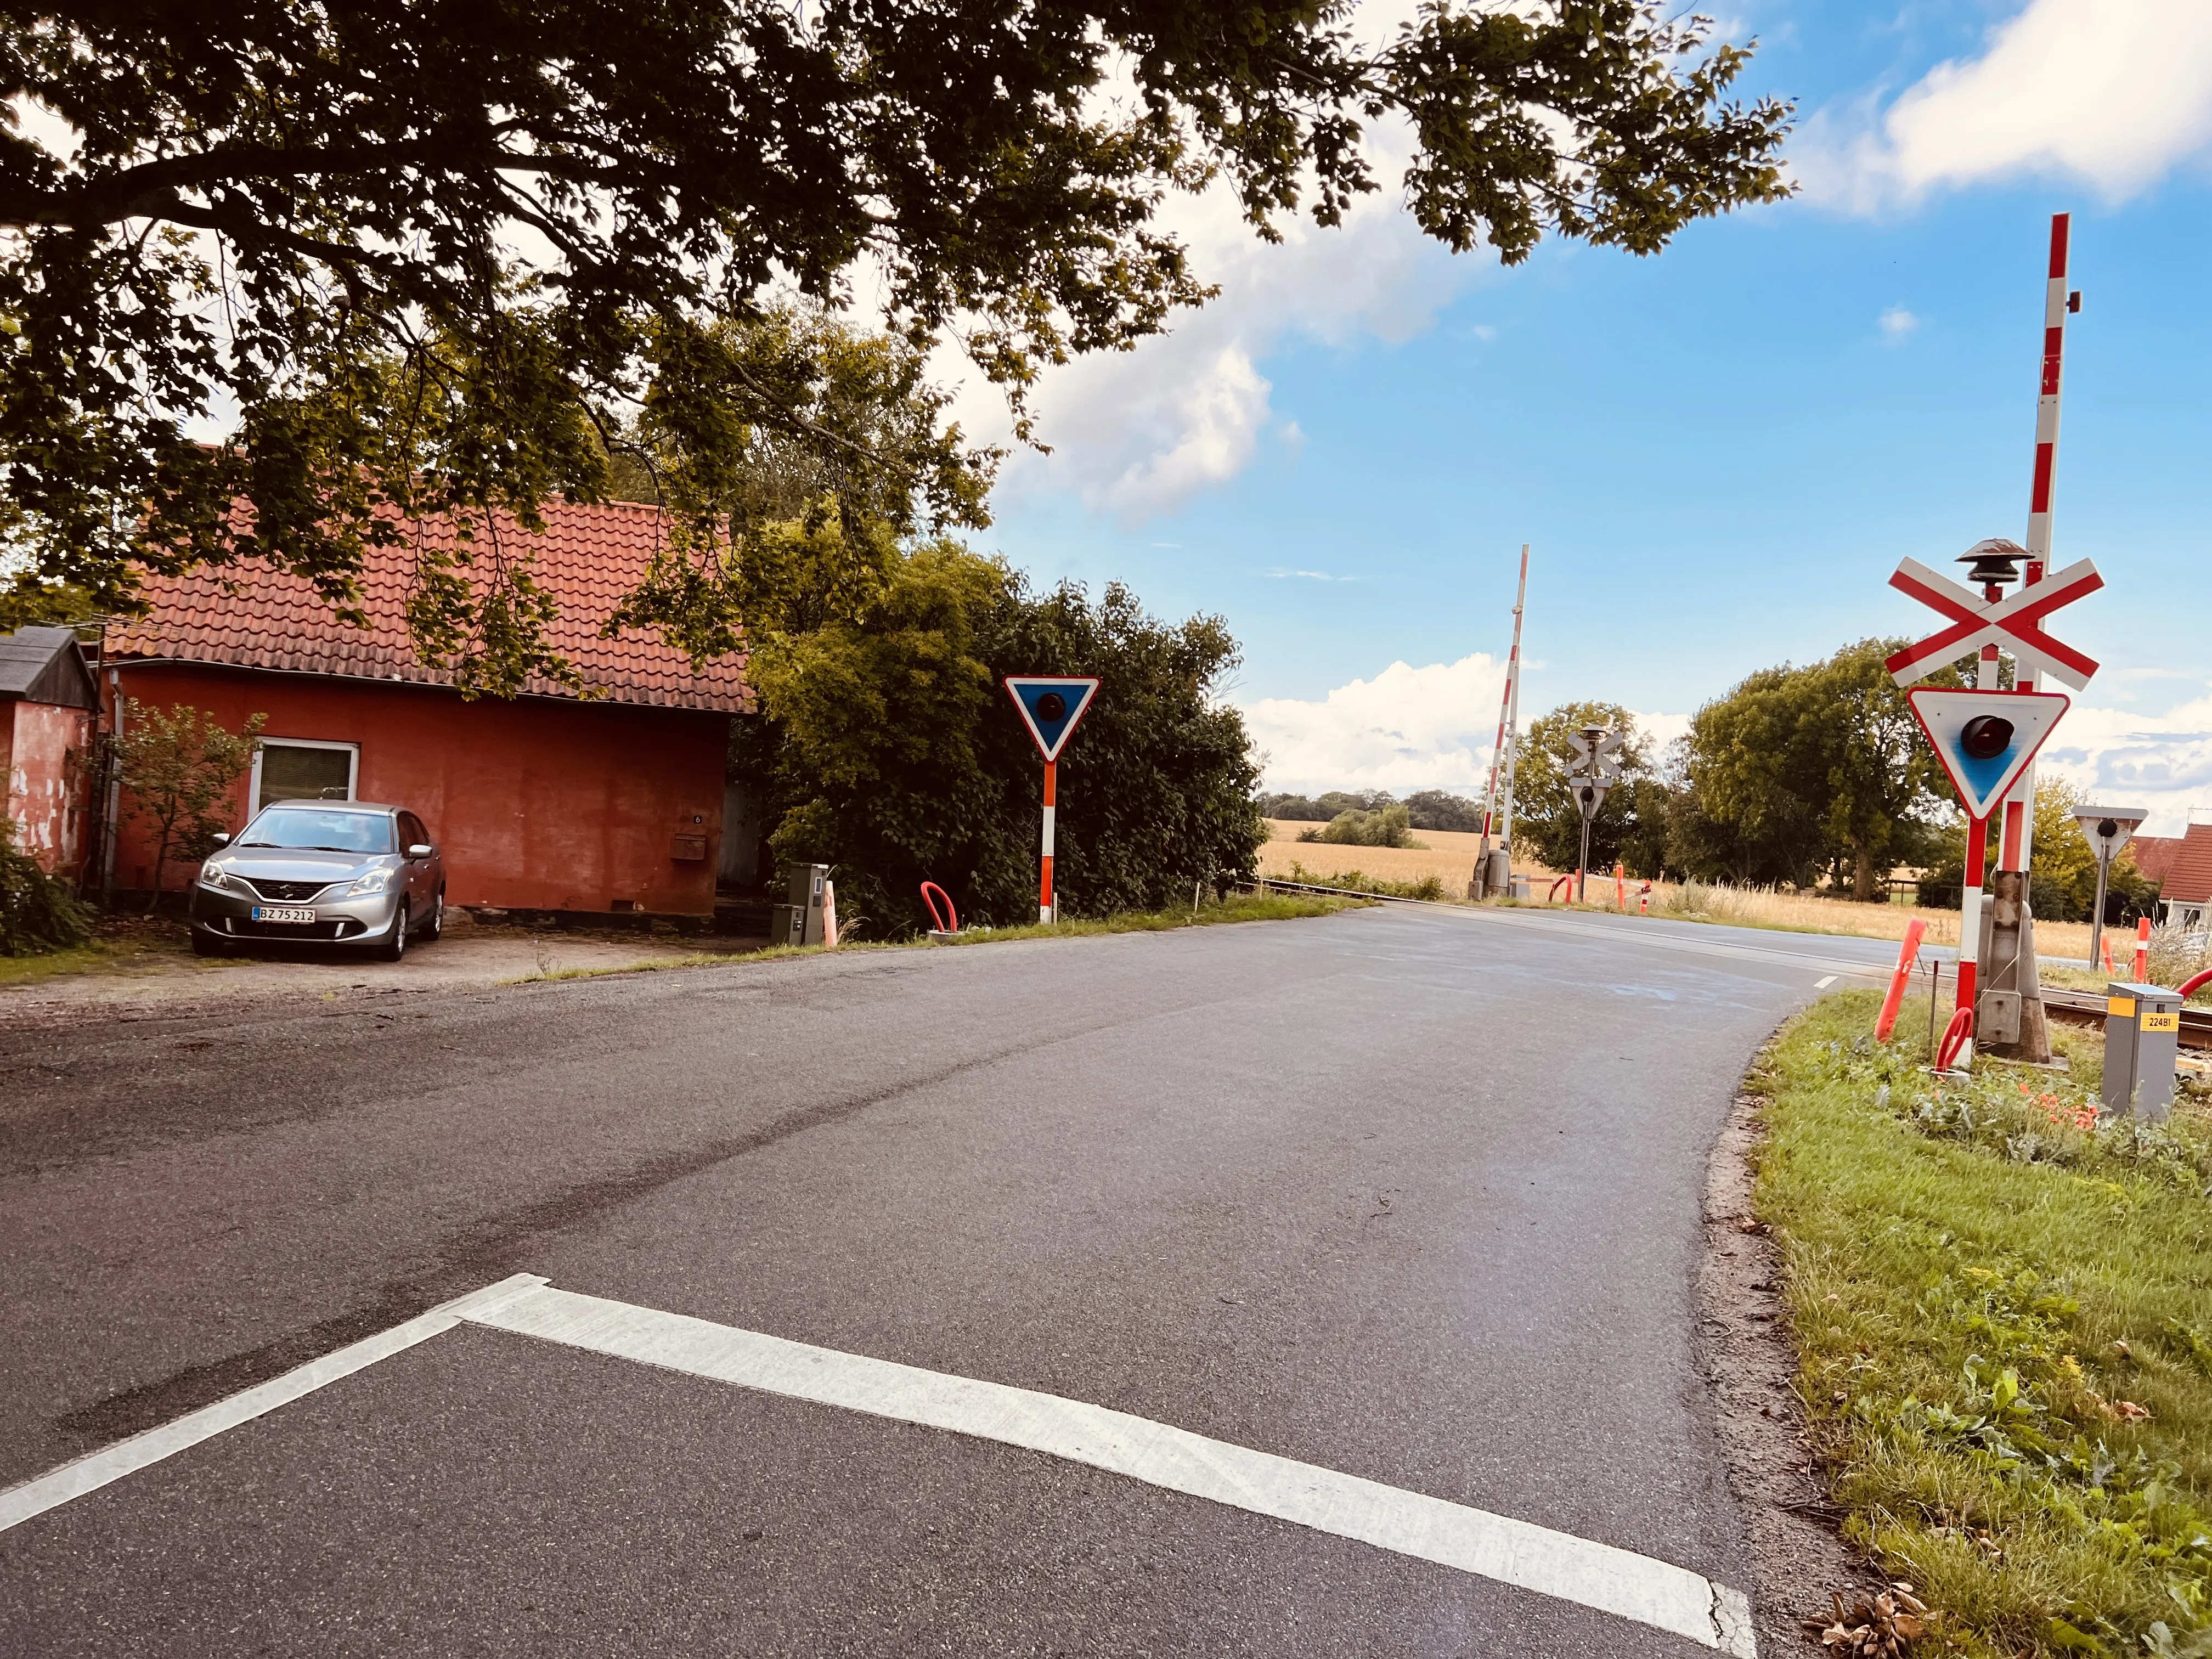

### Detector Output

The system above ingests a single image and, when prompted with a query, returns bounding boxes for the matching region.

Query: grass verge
[507,891,1365,983]
[0,917,196,988]
[1756,990,2212,1656]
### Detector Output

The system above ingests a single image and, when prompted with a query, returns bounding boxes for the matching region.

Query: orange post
[2134,915,2152,982]
[1875,917,1929,1042]
[1613,861,1626,910]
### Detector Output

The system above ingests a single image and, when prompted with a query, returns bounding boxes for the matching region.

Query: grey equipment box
[2102,980,2183,1122]
[783,863,831,946]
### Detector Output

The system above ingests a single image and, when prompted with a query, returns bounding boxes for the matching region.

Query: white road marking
[1815,975,1838,989]
[1,1276,1759,1657]
[471,1284,1759,1656]
[0,1274,547,1534]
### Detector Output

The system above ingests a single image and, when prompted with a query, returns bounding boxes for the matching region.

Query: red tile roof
[2132,834,2182,888]
[104,499,751,714]
[2142,824,2212,905]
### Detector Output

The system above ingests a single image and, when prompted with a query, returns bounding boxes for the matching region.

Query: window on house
[253,739,359,812]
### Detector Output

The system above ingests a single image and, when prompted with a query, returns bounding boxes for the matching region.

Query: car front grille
[246,878,336,902]
[226,918,362,941]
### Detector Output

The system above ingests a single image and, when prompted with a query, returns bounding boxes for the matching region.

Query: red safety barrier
[1638,881,1651,915]
[1875,917,1929,1042]
[1935,1007,1974,1072]
[1548,874,1574,904]
[2134,916,2152,982]
[2180,968,2212,1000]
[921,881,959,934]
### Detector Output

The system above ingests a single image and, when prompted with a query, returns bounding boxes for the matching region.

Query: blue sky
[957,0,2212,830]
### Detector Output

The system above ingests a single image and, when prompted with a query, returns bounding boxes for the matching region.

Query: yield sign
[1004,676,1100,761]
[1907,689,2070,820]
[1884,557,2103,690]
[2074,806,2148,861]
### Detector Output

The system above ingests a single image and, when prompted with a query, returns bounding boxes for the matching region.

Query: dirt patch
[0,909,768,1029]
[1701,1081,1887,1652]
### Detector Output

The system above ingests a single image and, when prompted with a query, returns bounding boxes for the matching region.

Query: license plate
[251,906,318,924]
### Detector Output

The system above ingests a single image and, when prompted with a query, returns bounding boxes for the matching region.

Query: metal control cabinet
[2103,980,2182,1122]
[786,863,831,946]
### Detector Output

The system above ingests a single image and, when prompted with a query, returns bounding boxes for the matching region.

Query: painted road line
[0,1274,548,1534]
[1815,975,1838,989]
[469,1284,1759,1656]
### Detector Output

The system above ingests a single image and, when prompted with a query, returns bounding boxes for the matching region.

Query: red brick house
[1,626,99,881]
[101,501,752,919]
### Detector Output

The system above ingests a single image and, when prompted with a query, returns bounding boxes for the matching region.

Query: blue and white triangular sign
[1907,688,2070,820]
[1005,676,1100,762]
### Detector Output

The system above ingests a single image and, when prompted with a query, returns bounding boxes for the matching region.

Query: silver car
[189,800,446,961]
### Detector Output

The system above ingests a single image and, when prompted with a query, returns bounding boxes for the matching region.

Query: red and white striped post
[1039,760,1057,923]
[2000,215,2076,879]
[2134,916,2152,983]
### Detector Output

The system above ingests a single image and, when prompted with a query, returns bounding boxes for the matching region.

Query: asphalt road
[0,903,1875,1655]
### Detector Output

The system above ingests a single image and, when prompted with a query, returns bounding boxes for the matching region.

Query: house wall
[5,700,95,879]
[112,664,730,915]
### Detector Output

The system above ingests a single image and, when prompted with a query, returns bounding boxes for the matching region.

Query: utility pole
[1474,545,1528,898]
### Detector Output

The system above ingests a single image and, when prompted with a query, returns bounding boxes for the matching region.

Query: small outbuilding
[101,501,753,919]
[0,625,99,881]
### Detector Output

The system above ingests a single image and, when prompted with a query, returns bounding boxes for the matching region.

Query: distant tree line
[1263,636,2160,923]
[1258,788,1486,833]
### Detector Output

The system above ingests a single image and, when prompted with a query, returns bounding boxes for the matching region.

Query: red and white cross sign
[1882,555,2103,691]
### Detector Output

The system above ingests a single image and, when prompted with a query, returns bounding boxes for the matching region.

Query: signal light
[1960,714,2013,760]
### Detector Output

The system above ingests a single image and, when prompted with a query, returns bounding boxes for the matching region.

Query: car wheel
[373,903,409,963]
[190,929,228,958]
[421,888,444,943]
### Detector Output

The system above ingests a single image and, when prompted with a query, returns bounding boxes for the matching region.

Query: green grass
[1278,861,1448,901]
[1756,990,2212,1656]
[0,918,196,988]
[506,891,1365,983]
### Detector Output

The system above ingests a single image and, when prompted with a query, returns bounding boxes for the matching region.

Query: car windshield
[238,808,394,854]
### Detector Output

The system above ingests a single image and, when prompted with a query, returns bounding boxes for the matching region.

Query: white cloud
[1879,306,1919,336]
[2035,686,2212,835]
[949,114,1482,522]
[1796,0,2212,210]
[1243,656,1691,794]
[1266,567,1356,582]
[1243,654,1508,793]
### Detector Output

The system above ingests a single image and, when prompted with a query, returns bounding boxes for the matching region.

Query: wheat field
[1256,819,2107,961]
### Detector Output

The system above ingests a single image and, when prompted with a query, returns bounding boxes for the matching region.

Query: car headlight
[199,865,233,891]
[345,867,399,896]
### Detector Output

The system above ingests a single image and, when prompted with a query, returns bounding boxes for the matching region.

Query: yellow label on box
[2142,1011,2180,1034]
[2108,996,2137,1018]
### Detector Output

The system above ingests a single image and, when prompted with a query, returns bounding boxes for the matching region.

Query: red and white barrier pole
[1638,881,1651,915]
[1039,760,1057,923]
[1876,917,1929,1042]
[1954,813,1988,1065]
[2134,916,2151,983]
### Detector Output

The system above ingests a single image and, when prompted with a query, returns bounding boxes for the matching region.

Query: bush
[1309,802,1418,848]
[0,817,92,955]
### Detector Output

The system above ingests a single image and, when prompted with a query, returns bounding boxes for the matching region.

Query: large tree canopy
[1,1,1789,687]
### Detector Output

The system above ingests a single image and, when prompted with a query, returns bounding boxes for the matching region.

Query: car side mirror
[407,843,433,859]
[210,832,230,846]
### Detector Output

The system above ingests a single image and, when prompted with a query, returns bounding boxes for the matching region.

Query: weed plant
[1280,860,1450,901]
[1757,990,2212,1656]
